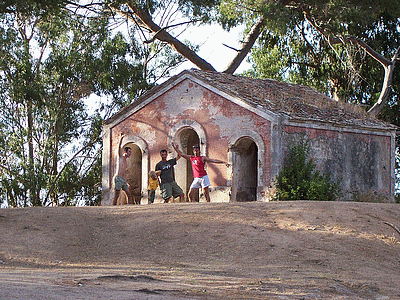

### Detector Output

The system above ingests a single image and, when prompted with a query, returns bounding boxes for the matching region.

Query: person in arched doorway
[172,142,230,202]
[155,149,185,203]
[112,133,135,205]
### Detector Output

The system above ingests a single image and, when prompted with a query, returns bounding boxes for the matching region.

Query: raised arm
[171,142,191,160]
[117,133,125,158]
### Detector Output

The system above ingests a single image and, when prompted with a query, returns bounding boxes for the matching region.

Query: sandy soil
[0,201,399,300]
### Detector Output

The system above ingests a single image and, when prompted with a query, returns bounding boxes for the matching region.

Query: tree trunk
[118,2,217,71]
[27,100,40,206]
[367,47,400,117]
[113,2,265,74]
[224,17,265,74]
[304,9,399,117]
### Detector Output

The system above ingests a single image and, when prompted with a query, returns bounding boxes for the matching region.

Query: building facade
[102,69,396,205]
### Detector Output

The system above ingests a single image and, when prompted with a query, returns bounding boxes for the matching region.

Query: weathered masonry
[102,69,397,205]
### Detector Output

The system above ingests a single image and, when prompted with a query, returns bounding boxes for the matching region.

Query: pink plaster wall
[110,78,271,187]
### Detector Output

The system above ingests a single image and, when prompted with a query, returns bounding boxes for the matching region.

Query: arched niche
[117,135,148,205]
[228,129,265,202]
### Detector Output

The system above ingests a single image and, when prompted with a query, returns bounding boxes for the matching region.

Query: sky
[85,22,251,113]
[174,24,251,74]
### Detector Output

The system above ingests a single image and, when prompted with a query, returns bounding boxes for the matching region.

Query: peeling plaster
[103,70,396,204]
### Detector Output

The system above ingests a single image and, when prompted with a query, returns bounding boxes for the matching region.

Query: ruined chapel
[102,69,396,205]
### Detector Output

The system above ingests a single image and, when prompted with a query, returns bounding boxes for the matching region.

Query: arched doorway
[231,137,258,202]
[118,143,142,204]
[175,128,200,201]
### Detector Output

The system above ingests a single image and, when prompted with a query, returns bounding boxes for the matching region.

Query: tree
[107,0,265,74]
[105,0,400,196]
[105,1,400,118]
[2,1,398,204]
[0,0,68,15]
[219,0,400,117]
[0,5,149,207]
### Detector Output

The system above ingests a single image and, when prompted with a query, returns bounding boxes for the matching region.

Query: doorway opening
[231,137,258,202]
[175,128,200,201]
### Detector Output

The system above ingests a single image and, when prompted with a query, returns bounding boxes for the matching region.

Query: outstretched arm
[203,156,230,167]
[171,142,191,160]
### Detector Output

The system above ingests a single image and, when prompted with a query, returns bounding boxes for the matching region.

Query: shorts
[114,176,128,191]
[190,175,210,189]
[160,181,183,200]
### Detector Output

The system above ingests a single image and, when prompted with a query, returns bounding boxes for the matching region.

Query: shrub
[274,138,341,201]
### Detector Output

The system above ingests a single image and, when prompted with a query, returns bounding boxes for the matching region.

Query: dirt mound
[0,201,399,299]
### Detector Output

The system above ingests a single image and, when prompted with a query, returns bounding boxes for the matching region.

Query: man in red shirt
[172,142,229,202]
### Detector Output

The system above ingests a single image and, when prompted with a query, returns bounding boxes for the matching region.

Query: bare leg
[123,185,134,204]
[112,190,121,205]
[204,187,210,202]
[188,188,199,202]
[178,193,185,203]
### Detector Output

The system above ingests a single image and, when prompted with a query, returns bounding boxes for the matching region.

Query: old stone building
[102,69,396,205]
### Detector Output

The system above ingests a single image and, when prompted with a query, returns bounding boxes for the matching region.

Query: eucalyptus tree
[218,0,400,118]
[0,5,149,207]
[106,0,261,74]
[107,0,399,119]
[0,0,67,15]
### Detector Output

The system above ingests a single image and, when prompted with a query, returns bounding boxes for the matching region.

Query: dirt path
[1,201,399,299]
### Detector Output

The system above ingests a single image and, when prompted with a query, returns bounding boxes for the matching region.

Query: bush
[274,138,341,201]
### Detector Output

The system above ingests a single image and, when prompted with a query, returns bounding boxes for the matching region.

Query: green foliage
[238,1,400,109]
[0,0,192,207]
[0,0,67,16]
[219,0,400,114]
[0,4,151,207]
[274,138,341,201]
[177,0,220,22]
[216,0,400,195]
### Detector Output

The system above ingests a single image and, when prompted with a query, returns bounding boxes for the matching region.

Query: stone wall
[282,125,394,202]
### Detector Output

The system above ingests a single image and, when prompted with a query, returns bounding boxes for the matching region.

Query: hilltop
[0,201,399,299]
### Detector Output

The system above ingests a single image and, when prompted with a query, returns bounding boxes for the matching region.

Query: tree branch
[334,38,400,117]
[329,36,391,67]
[303,8,398,117]
[222,43,240,52]
[366,46,399,117]
[143,20,197,44]
[43,137,101,206]
[111,2,216,71]
[0,163,12,175]
[223,16,266,74]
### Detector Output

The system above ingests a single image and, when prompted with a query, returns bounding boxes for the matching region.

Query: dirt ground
[0,201,400,300]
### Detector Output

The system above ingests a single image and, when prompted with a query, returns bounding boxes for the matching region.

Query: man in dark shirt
[155,149,185,203]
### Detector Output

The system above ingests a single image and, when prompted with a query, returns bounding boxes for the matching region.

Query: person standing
[147,170,159,204]
[155,148,185,203]
[112,133,135,205]
[172,142,229,202]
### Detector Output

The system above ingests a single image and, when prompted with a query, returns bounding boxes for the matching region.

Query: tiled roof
[105,68,396,131]
[187,69,395,130]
